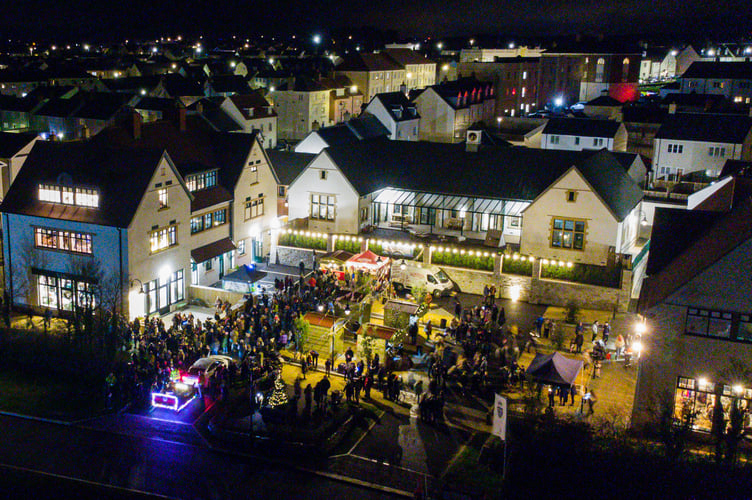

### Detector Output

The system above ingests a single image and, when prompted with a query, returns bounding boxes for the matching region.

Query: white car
[182,355,234,387]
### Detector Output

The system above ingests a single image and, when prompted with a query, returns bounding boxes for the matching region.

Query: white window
[310,194,335,221]
[244,197,264,220]
[238,239,246,255]
[708,147,726,157]
[158,188,168,209]
[149,225,177,253]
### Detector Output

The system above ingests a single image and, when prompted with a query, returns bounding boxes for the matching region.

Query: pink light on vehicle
[152,392,179,411]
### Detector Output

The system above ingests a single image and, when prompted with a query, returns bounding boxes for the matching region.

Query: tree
[293,317,310,358]
[358,332,375,367]
[267,372,289,409]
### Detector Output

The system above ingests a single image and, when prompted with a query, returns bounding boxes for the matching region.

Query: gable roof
[370,92,420,122]
[336,53,402,72]
[655,113,752,143]
[266,150,315,185]
[74,92,132,120]
[320,139,641,208]
[542,117,622,138]
[382,48,434,67]
[0,131,37,158]
[681,61,752,80]
[639,200,752,312]
[575,149,644,221]
[94,117,257,192]
[0,140,165,227]
[585,95,622,107]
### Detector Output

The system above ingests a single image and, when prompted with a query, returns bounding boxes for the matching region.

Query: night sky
[2,0,751,41]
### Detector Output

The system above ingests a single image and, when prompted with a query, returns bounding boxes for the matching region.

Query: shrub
[541,262,621,288]
[565,302,580,324]
[334,238,360,253]
[278,233,326,250]
[431,250,494,271]
[502,256,533,276]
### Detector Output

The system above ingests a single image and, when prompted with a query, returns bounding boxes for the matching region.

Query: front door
[158,280,169,315]
[219,255,225,279]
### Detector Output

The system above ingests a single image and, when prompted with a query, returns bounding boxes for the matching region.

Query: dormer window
[38,184,99,208]
[185,169,218,192]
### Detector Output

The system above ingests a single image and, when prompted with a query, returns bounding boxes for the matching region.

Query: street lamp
[312,34,321,45]
[497,116,502,131]
[130,279,149,321]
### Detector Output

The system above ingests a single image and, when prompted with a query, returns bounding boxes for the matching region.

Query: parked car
[182,355,234,388]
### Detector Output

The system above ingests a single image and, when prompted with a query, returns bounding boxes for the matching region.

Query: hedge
[502,256,533,276]
[368,241,421,258]
[334,238,361,253]
[541,262,622,288]
[431,251,494,271]
[278,233,327,250]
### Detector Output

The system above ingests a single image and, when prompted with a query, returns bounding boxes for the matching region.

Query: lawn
[0,370,104,421]
[441,433,504,498]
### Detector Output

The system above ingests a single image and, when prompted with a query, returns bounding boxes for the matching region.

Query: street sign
[492,393,507,440]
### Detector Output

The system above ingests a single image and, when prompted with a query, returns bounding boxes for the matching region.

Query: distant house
[293,116,389,154]
[540,118,628,152]
[334,53,406,102]
[652,112,752,181]
[678,61,752,104]
[204,75,253,97]
[222,92,278,148]
[582,95,623,120]
[412,78,496,143]
[364,92,420,141]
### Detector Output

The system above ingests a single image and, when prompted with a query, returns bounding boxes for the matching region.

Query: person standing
[587,389,597,415]
[311,350,319,370]
[602,322,611,344]
[548,385,555,408]
[570,384,577,406]
[301,357,307,379]
[591,320,599,342]
[325,358,331,376]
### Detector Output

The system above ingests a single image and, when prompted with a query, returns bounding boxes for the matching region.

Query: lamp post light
[130,279,149,321]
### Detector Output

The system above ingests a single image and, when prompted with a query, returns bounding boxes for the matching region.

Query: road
[0,414,402,500]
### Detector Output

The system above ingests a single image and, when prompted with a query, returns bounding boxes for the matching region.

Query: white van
[392,262,453,297]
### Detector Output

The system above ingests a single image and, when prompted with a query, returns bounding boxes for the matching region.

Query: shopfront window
[674,377,752,433]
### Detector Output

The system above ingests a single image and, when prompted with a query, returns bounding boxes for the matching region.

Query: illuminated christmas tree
[266,372,289,408]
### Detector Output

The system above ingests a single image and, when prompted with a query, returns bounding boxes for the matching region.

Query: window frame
[550,217,586,251]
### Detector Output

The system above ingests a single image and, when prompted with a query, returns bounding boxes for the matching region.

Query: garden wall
[189,285,245,307]
[528,269,632,312]
[441,265,532,302]
[275,245,315,269]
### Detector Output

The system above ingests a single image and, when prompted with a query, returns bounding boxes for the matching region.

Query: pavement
[0,414,403,500]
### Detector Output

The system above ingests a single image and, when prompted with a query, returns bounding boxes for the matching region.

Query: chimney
[132,111,142,139]
[668,103,677,114]
[196,101,204,115]
[178,107,186,132]
[82,125,90,140]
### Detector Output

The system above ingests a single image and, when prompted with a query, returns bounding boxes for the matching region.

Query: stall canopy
[346,250,389,271]
[525,352,583,386]
[319,250,354,266]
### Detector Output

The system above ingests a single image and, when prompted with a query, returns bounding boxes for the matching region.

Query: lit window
[158,188,168,209]
[34,227,93,254]
[238,239,246,255]
[38,184,98,208]
[551,218,585,250]
[185,170,218,192]
[150,225,177,253]
[244,197,264,220]
[310,194,335,221]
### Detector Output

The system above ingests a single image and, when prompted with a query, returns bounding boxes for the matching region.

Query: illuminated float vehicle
[151,379,198,412]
